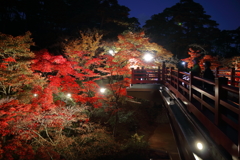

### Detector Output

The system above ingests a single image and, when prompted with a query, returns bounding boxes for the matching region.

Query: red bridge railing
[131,63,240,159]
[131,67,161,84]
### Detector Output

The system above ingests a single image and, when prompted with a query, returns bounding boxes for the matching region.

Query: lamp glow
[100,88,106,93]
[143,53,153,62]
[183,101,188,105]
[33,93,38,97]
[109,50,116,56]
[67,93,71,98]
[196,142,203,150]
[193,153,202,160]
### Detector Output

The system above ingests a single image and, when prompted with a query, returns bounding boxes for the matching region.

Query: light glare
[109,50,115,56]
[197,142,203,150]
[100,88,106,93]
[183,101,188,105]
[193,153,202,160]
[67,93,71,98]
[143,54,153,62]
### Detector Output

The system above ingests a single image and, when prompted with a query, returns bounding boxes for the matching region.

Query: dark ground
[121,100,180,160]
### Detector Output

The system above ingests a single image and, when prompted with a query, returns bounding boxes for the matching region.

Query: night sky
[118,0,240,30]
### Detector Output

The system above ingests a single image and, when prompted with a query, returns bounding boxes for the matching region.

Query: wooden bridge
[127,63,240,160]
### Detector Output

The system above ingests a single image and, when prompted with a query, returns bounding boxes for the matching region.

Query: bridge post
[170,67,173,85]
[141,66,146,81]
[188,72,193,103]
[238,83,240,159]
[214,77,228,126]
[158,66,160,83]
[162,62,166,83]
[215,66,219,78]
[230,68,235,86]
[177,69,180,92]
[131,68,134,85]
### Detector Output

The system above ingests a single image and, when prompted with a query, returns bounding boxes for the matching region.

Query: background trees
[0,0,140,53]
[143,0,240,59]
[213,27,240,58]
[1,0,239,60]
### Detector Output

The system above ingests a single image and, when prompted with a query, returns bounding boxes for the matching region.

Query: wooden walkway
[129,64,240,160]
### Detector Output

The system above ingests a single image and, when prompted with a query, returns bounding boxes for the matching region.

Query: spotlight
[196,142,203,150]
[100,88,106,93]
[66,93,71,98]
[143,53,153,62]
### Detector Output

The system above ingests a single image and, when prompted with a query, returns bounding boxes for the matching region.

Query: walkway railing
[214,67,240,87]
[131,63,240,159]
[131,67,162,84]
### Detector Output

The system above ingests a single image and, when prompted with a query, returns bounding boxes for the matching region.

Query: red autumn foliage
[3,57,16,62]
[0,48,106,159]
[1,31,172,159]
[181,47,220,70]
[31,49,104,106]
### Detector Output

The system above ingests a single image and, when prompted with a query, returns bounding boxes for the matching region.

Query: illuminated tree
[0,32,46,102]
[64,30,103,58]
[97,31,173,136]
[0,48,109,159]
[101,31,173,103]
[181,44,220,70]
[0,31,171,159]
[31,49,104,107]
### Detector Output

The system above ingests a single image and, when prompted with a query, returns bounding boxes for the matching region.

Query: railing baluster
[215,67,219,78]
[158,66,160,83]
[238,83,240,159]
[214,77,228,126]
[177,69,180,92]
[131,68,134,85]
[162,62,166,83]
[189,72,193,104]
[170,67,173,85]
[231,68,235,86]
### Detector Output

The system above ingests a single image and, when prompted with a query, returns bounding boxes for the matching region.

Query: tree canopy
[143,0,239,59]
[0,0,140,52]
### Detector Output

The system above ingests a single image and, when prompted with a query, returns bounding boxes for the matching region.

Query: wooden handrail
[164,67,239,159]
[131,66,161,84]
[130,63,240,158]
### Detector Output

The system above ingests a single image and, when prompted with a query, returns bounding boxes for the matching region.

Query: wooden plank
[221,114,238,131]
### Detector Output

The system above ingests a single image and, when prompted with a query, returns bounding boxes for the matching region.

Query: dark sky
[118,0,240,30]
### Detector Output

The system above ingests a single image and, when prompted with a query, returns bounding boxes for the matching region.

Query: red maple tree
[0,31,174,159]
[181,47,220,70]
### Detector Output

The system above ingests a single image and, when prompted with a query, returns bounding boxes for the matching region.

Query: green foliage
[108,110,135,127]
[118,133,149,159]
[53,92,76,106]
[90,107,109,123]
[125,133,147,148]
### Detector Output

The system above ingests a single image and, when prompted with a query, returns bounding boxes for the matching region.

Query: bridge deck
[129,66,240,159]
